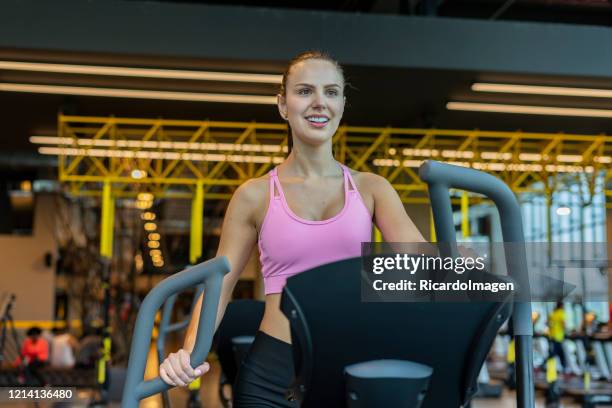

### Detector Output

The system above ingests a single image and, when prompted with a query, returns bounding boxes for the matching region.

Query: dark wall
[1,0,612,78]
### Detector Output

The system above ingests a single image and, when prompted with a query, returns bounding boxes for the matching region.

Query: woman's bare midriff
[258,294,292,344]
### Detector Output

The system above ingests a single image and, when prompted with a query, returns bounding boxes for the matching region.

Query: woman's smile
[305,114,330,128]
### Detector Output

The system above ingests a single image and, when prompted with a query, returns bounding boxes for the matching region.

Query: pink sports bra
[258,163,373,295]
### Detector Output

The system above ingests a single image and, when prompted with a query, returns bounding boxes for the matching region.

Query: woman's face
[278,59,345,148]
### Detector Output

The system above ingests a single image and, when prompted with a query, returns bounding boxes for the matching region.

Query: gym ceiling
[1,0,611,166]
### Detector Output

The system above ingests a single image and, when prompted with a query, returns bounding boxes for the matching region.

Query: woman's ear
[277,94,288,120]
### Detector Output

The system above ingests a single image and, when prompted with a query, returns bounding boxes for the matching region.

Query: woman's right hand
[159,349,210,387]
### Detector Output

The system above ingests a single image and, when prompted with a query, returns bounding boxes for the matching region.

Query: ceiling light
[0,60,282,84]
[402,159,424,168]
[402,148,439,157]
[137,192,154,202]
[131,169,147,179]
[147,241,160,249]
[441,150,474,159]
[30,136,72,145]
[556,207,571,216]
[481,152,512,160]
[447,102,612,118]
[136,200,152,210]
[37,146,285,164]
[373,159,593,173]
[518,153,543,161]
[31,135,289,153]
[472,83,612,98]
[141,212,156,221]
[0,83,277,104]
[148,233,160,241]
[594,156,611,164]
[144,222,157,231]
[556,155,582,163]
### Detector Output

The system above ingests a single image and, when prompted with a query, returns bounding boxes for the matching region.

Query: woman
[159,51,426,406]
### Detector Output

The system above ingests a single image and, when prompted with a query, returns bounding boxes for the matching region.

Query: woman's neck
[283,147,339,178]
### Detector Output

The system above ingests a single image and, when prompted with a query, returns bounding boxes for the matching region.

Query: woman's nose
[311,91,325,108]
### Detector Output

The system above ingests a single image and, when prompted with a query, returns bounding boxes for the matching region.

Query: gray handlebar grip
[419,160,524,243]
[419,160,535,408]
[418,160,531,335]
[122,256,230,407]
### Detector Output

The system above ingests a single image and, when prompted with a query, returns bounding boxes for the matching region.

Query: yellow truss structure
[55,115,612,204]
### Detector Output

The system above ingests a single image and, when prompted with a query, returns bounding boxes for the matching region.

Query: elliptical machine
[123,160,535,408]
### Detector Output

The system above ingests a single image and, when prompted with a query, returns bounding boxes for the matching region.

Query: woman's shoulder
[345,167,389,191]
[226,175,270,223]
[234,174,269,204]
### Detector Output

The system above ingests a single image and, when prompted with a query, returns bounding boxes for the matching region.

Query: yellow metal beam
[461,191,470,238]
[100,179,114,258]
[51,115,611,201]
[430,208,437,243]
[190,181,204,264]
[374,226,383,243]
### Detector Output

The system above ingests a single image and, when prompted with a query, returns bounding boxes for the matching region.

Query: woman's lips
[305,116,330,128]
[308,120,328,128]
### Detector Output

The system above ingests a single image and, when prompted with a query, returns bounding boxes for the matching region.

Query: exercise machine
[124,160,535,407]
[279,160,534,407]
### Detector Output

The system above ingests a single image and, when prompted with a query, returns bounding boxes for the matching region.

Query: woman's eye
[298,88,311,95]
[326,89,339,96]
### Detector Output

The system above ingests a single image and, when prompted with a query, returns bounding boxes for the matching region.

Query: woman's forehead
[288,59,343,85]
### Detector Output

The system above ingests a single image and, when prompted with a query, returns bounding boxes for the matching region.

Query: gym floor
[0,358,585,407]
[1,362,580,408]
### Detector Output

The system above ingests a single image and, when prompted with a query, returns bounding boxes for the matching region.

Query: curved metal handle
[156,284,204,366]
[122,256,230,408]
[418,161,531,328]
[419,160,524,243]
[419,160,534,408]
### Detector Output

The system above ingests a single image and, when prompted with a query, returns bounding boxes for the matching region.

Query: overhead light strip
[41,146,593,172]
[0,83,277,104]
[30,135,288,153]
[38,146,285,164]
[447,102,612,118]
[0,60,282,84]
[472,83,612,98]
[31,136,610,164]
[372,158,595,174]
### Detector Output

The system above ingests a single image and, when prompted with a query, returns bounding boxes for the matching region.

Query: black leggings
[233,331,298,408]
[549,340,566,369]
[24,361,46,386]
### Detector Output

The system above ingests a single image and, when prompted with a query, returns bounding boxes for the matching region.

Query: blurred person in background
[15,326,49,386]
[548,301,566,372]
[49,326,78,368]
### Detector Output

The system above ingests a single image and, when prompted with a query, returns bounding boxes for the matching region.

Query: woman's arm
[160,179,261,386]
[184,179,260,350]
[369,173,427,243]
[370,174,476,259]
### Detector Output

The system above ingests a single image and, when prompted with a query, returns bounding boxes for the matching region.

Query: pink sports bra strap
[342,164,357,193]
[270,167,282,200]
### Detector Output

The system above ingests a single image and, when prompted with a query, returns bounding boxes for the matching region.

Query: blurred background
[0,0,611,406]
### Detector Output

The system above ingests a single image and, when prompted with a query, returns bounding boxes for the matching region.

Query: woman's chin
[299,135,334,147]
[294,128,337,143]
